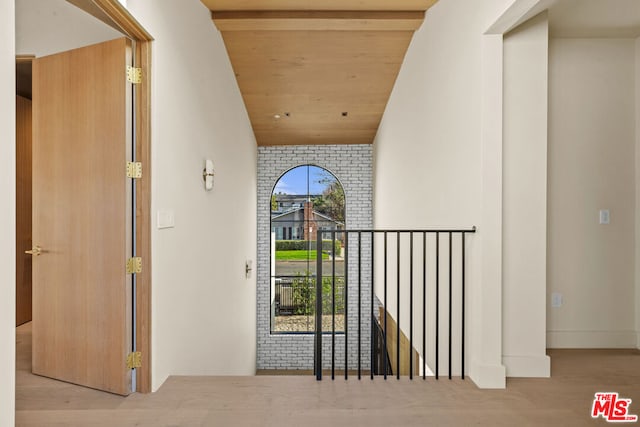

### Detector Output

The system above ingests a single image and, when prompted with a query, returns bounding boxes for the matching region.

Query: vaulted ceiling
[200,0,438,146]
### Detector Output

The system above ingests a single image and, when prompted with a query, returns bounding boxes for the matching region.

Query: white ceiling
[16,0,122,57]
[548,0,640,38]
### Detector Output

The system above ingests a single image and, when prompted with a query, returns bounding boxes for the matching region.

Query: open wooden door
[31,37,134,396]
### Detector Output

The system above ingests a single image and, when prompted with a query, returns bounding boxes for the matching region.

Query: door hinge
[126,351,142,369]
[126,257,142,274]
[126,161,142,179]
[126,66,142,84]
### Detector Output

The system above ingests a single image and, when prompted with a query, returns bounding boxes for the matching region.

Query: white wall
[373,0,516,388]
[636,37,640,349]
[0,0,16,424]
[126,0,257,390]
[548,38,636,348]
[15,0,122,57]
[502,13,550,376]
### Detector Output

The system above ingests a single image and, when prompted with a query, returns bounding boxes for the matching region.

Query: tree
[271,194,278,211]
[312,174,345,223]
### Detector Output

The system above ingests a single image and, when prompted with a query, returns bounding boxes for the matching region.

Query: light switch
[157,210,175,229]
[204,159,214,191]
[599,209,610,225]
[551,292,563,308]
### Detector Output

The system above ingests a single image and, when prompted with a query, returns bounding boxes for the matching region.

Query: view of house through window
[271,165,345,333]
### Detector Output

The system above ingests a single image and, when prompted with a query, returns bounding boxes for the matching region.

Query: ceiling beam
[212,11,425,32]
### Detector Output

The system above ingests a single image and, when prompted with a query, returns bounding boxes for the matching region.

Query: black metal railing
[314,228,476,381]
[372,314,393,376]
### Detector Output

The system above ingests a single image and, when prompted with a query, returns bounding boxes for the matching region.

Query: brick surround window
[257,145,372,370]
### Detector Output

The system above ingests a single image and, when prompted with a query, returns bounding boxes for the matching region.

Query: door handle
[25,246,43,256]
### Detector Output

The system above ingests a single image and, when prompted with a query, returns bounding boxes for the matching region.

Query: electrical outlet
[551,292,563,308]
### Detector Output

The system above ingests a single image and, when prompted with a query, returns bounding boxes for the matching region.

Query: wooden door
[31,38,133,396]
[16,95,33,327]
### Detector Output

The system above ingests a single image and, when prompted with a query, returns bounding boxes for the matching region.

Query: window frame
[269,164,346,335]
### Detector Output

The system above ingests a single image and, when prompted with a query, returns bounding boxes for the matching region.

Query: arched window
[271,165,345,333]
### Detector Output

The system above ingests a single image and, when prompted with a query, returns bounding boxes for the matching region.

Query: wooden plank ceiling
[201,0,438,146]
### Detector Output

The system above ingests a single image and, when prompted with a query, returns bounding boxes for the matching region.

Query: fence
[274,277,346,316]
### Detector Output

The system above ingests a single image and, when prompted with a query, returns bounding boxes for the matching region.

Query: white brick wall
[257,145,373,370]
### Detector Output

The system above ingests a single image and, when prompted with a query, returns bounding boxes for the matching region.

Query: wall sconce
[245,260,253,279]
[203,159,214,191]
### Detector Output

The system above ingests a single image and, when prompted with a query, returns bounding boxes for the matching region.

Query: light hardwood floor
[16,322,640,426]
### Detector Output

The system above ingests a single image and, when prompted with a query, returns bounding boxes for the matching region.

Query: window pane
[271,165,345,334]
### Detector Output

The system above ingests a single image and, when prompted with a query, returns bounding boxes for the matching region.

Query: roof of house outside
[271,207,343,226]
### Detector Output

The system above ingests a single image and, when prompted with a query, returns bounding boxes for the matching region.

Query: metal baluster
[461,232,466,380]
[448,232,452,380]
[344,231,348,380]
[435,232,439,380]
[358,231,362,380]
[370,232,375,380]
[384,232,388,380]
[397,232,400,380]
[423,232,426,380]
[316,230,323,380]
[332,231,336,380]
[410,232,413,380]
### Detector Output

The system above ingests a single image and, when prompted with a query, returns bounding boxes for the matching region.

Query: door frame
[67,0,153,393]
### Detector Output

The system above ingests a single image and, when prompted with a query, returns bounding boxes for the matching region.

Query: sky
[273,165,337,195]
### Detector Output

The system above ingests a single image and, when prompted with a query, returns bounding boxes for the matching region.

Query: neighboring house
[272,199,344,241]
[272,194,310,212]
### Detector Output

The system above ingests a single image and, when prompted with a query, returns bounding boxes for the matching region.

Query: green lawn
[276,250,329,261]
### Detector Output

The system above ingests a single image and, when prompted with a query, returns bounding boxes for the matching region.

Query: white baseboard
[547,330,637,348]
[502,354,550,377]
[469,361,506,389]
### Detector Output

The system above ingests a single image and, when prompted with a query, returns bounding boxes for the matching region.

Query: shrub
[276,240,340,253]
[290,272,345,315]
